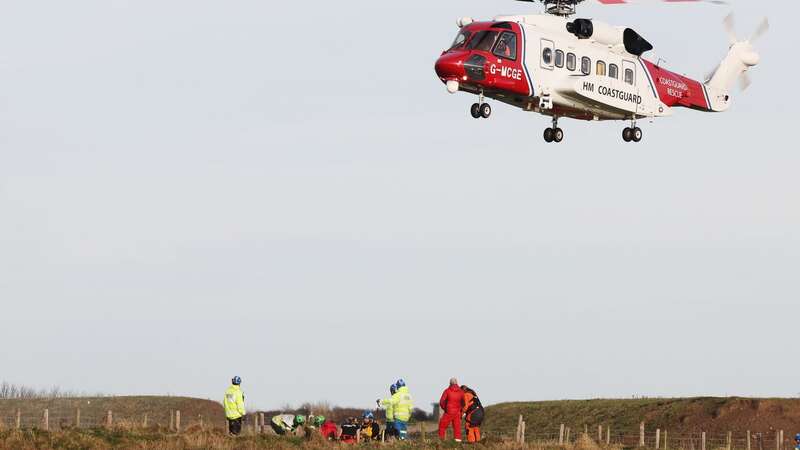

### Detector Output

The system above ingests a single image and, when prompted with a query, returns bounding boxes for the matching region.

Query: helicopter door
[540,39,554,70]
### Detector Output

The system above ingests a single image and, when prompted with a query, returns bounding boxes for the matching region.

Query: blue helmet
[390,383,397,394]
[363,411,374,419]
[795,433,800,441]
[396,379,406,388]
[232,376,242,385]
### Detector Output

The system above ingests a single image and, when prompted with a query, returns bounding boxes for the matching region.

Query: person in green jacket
[223,376,246,436]
[376,383,398,438]
[393,379,414,440]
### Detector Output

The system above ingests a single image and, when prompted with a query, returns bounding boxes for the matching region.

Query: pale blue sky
[1,0,798,410]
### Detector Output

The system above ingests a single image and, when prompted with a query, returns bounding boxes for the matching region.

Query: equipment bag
[466,397,485,426]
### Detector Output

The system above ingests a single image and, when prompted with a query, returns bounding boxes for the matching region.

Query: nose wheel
[543,117,564,143]
[470,91,492,119]
[622,121,643,143]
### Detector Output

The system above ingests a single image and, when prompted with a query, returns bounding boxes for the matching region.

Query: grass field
[484,398,800,437]
[0,427,615,449]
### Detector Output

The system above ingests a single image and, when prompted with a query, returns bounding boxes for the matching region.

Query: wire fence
[0,409,797,450]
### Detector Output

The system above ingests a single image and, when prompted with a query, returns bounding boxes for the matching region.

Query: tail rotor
[706,13,768,92]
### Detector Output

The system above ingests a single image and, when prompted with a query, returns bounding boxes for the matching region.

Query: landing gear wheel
[470,103,481,119]
[553,128,564,143]
[632,127,643,143]
[622,127,633,142]
[544,128,555,143]
[479,103,492,119]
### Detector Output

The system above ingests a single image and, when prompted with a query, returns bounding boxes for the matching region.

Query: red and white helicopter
[434,0,768,143]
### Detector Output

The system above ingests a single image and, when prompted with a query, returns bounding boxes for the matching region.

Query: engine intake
[566,19,593,39]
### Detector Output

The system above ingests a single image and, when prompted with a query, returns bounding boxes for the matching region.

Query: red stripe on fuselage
[642,59,710,110]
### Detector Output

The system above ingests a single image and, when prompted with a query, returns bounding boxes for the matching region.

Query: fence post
[640,422,646,447]
[169,410,174,431]
[780,431,784,450]
[521,421,526,444]
[560,424,565,445]
[16,409,21,429]
[665,430,668,450]
[44,409,49,431]
[599,425,603,442]
[567,427,571,444]
[656,429,661,449]
[607,426,611,445]
[776,431,781,450]
[420,422,426,441]
[516,415,523,443]
[747,431,751,450]
[175,410,181,433]
[76,408,81,428]
[728,431,733,450]
[702,432,707,450]
[106,410,112,428]
[143,413,148,428]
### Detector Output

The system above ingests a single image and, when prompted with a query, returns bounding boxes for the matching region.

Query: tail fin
[704,15,767,112]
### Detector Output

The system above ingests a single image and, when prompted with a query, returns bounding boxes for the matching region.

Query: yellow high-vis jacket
[379,397,395,421]
[223,385,246,420]
[394,386,413,422]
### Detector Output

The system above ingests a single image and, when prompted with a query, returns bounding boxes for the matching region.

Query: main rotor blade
[723,13,738,45]
[749,17,769,42]
[596,0,728,5]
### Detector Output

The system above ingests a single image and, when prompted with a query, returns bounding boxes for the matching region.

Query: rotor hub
[540,0,586,17]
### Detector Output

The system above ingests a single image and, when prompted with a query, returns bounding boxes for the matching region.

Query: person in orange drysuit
[462,385,484,443]
[438,377,465,442]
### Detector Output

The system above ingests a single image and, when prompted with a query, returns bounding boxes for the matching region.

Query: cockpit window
[449,30,472,50]
[493,32,517,60]
[467,30,499,52]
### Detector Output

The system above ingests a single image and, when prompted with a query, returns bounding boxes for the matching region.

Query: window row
[544,48,635,85]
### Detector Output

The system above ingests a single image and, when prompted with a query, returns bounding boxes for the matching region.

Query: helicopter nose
[435,53,466,83]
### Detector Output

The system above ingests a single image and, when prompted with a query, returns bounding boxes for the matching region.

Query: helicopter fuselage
[435,14,726,123]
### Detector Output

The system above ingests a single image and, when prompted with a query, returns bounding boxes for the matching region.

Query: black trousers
[228,417,243,435]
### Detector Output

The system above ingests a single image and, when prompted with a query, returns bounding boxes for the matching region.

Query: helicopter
[434,0,768,143]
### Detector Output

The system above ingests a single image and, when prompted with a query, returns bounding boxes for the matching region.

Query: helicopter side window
[581,57,591,75]
[467,30,500,52]
[609,64,619,79]
[566,53,576,71]
[493,32,517,60]
[555,50,564,68]
[624,68,635,85]
[596,61,606,76]
[449,30,472,50]
[542,48,553,65]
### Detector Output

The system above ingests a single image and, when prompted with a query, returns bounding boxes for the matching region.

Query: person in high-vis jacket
[223,376,246,436]
[271,414,305,435]
[377,384,398,438]
[392,379,414,440]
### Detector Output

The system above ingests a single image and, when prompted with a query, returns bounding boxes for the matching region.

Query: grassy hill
[484,398,800,438]
[0,396,224,429]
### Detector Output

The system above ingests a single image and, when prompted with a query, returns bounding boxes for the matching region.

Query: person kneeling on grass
[320,417,338,441]
[271,414,305,435]
[340,417,360,444]
[361,411,381,441]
